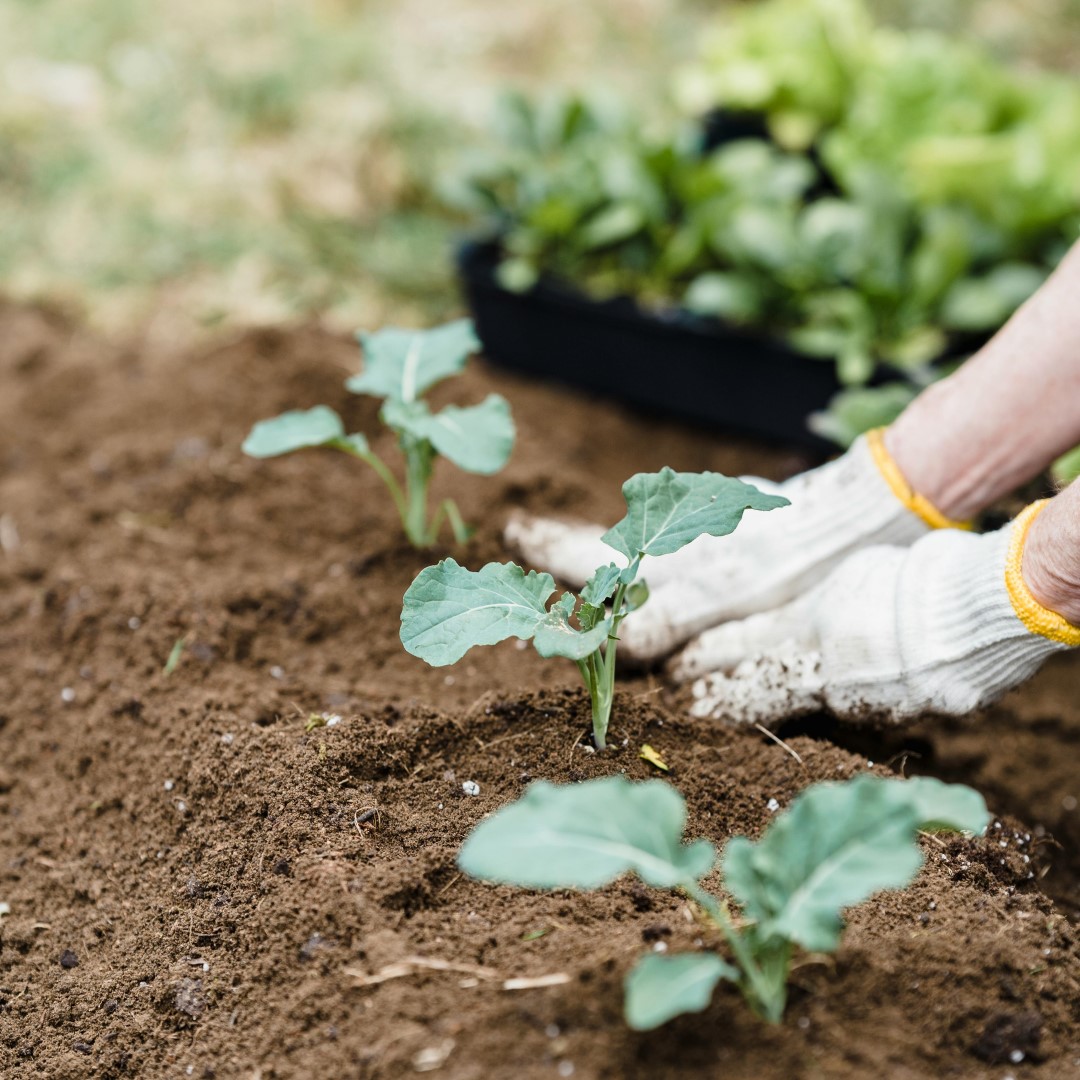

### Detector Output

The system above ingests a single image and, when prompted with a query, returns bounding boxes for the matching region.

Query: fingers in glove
[503,512,616,588]
[689,647,825,727]
[668,591,821,683]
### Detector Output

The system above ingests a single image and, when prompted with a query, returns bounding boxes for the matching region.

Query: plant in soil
[243,319,514,547]
[459,772,990,1026]
[399,468,787,748]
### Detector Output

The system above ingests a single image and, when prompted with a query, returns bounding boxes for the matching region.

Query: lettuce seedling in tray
[459,773,989,1025]
[243,319,514,549]
[400,468,787,748]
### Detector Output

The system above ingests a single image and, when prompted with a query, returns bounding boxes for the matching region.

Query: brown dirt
[1,302,1078,1079]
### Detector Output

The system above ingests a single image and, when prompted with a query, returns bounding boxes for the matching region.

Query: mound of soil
[1,303,1078,1078]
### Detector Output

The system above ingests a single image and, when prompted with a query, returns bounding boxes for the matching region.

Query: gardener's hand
[506,431,960,662]
[672,501,1080,726]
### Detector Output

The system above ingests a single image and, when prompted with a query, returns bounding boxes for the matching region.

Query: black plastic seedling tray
[456,240,843,449]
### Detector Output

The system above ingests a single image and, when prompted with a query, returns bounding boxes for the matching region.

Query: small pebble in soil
[766,798,780,813]
[325,714,341,727]
[651,941,668,953]
[60,687,75,703]
[546,1025,560,1039]
[59,950,79,969]
[104,999,118,1014]
[269,665,284,679]
[462,781,481,797]
[273,859,291,876]
[128,616,141,629]
[220,732,234,745]
[1010,1050,1025,1063]
[797,1017,810,1030]
[557,1062,575,1077]
[1062,795,1077,811]
[176,800,188,814]
[73,1041,92,1055]
[164,780,175,791]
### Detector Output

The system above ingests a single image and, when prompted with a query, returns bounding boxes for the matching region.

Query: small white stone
[164,780,175,791]
[176,801,188,814]
[128,616,142,630]
[1062,795,1077,812]
[462,781,480,797]
[545,1024,560,1039]
[1009,1050,1024,1064]
[325,714,342,727]
[269,665,284,680]
[220,733,234,745]
[443,675,455,686]
[652,941,668,953]
[60,687,76,703]
[766,798,780,813]
[557,1063,574,1078]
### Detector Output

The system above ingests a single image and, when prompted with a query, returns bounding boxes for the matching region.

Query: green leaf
[382,395,515,474]
[242,406,345,458]
[457,776,716,890]
[624,953,738,1031]
[808,383,917,448]
[400,560,609,667]
[578,202,647,250]
[347,320,480,402]
[722,775,989,954]
[1052,444,1080,486]
[683,272,762,323]
[581,563,623,606]
[601,469,789,560]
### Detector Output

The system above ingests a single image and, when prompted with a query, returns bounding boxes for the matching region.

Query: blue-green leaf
[382,394,515,474]
[723,775,989,954]
[458,776,716,890]
[242,406,345,458]
[602,468,789,560]
[400,560,608,666]
[624,953,738,1030]
[347,320,480,402]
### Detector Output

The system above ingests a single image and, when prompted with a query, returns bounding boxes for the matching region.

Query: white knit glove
[673,501,1080,726]
[506,432,952,662]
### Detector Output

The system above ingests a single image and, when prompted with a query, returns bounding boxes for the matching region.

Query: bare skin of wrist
[1023,483,1080,626]
[884,240,1080,522]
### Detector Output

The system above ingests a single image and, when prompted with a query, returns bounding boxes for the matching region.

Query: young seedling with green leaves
[243,320,514,548]
[400,468,787,749]
[459,773,989,1026]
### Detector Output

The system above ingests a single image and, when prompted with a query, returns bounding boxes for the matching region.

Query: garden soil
[1,302,1078,1079]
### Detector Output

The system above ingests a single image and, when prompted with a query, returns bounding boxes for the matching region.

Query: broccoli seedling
[400,468,787,749]
[458,773,989,1025]
[243,320,514,549]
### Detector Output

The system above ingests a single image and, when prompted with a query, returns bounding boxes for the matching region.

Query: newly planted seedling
[243,320,515,548]
[458,773,989,1025]
[400,468,787,749]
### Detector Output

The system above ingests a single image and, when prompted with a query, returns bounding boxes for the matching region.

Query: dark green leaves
[723,774,989,953]
[457,776,716,890]
[347,319,480,402]
[602,468,789,560]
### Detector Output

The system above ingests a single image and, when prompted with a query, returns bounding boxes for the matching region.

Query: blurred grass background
[1,0,1077,346]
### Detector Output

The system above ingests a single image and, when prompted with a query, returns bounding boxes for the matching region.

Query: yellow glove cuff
[865,428,973,531]
[1005,500,1080,647]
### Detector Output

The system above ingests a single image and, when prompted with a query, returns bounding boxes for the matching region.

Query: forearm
[886,240,1080,521]
[1024,479,1080,625]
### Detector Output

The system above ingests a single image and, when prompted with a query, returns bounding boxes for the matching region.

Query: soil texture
[1,304,1078,1078]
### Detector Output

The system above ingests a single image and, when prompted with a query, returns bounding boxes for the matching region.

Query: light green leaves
[624,954,738,1031]
[244,319,512,549]
[400,560,610,666]
[347,320,480,403]
[602,468,789,561]
[381,394,514,475]
[457,776,716,890]
[723,775,989,953]
[242,405,345,457]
